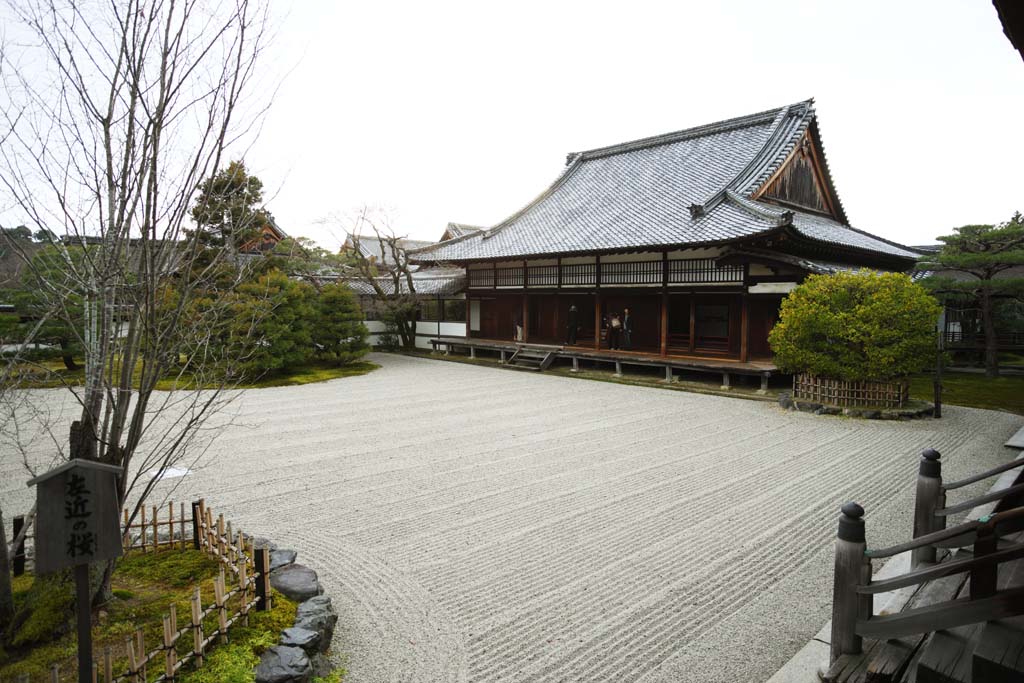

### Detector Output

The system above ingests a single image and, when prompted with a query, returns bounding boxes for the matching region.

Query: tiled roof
[413,100,917,263]
[346,267,464,296]
[346,233,437,267]
[442,223,484,239]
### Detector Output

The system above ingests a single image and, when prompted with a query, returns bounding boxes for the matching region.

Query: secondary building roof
[346,266,465,296]
[413,100,919,264]
[343,233,437,267]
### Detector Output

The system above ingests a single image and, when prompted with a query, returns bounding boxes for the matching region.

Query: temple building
[411,99,921,366]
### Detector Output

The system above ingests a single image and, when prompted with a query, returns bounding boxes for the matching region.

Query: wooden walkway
[429,336,777,390]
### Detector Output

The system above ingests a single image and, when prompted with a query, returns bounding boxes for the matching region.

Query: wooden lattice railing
[793,373,909,409]
[11,498,272,682]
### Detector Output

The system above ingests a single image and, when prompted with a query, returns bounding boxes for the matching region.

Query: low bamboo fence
[7,499,272,683]
[793,373,909,409]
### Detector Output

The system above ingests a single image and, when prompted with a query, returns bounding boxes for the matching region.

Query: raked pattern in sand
[2,353,1020,682]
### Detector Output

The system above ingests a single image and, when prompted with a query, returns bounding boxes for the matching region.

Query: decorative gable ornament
[27,459,124,574]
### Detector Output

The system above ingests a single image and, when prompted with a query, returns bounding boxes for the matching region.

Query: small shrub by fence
[8,498,272,683]
[793,373,909,408]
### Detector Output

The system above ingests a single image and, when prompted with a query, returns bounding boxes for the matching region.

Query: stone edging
[778,392,935,420]
[253,537,339,683]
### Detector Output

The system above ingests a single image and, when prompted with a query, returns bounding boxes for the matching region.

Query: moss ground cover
[0,548,298,682]
[2,357,377,390]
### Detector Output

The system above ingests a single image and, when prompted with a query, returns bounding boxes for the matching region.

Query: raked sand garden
[3,352,1020,683]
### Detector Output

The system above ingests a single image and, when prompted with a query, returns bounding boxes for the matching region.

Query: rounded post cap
[919,448,942,477]
[841,501,865,519]
[838,502,866,542]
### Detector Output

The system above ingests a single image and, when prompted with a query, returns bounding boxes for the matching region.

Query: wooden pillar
[594,294,602,350]
[688,297,696,354]
[912,449,944,567]
[522,295,529,342]
[740,294,749,363]
[660,292,668,357]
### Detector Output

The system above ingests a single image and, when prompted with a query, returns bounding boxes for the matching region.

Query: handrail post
[831,502,867,663]
[970,520,997,600]
[912,449,944,567]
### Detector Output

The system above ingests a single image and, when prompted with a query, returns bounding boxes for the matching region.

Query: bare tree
[341,208,420,349]
[0,0,273,600]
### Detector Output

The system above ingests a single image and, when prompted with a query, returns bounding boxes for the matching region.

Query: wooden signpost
[27,459,124,683]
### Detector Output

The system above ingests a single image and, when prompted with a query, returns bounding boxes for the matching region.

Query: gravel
[3,353,1019,683]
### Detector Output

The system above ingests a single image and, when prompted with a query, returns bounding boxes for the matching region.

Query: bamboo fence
[793,373,909,408]
[6,499,272,683]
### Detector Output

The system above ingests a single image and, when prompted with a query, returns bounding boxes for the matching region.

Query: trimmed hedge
[768,271,941,382]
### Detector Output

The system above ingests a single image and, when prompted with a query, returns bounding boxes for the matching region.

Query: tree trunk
[0,508,14,630]
[980,288,1000,378]
[59,339,78,371]
[401,317,415,349]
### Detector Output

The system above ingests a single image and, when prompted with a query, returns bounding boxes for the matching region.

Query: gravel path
[2,353,1020,682]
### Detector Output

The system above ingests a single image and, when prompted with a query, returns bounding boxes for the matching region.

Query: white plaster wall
[666,247,724,259]
[601,251,662,263]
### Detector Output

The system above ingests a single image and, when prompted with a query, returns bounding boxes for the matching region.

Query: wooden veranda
[429,336,777,391]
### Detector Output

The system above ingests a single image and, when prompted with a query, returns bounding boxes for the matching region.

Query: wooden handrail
[935,482,1024,517]
[858,541,1024,594]
[856,585,1024,640]
[944,457,1024,491]
[867,505,1024,558]
[866,519,983,559]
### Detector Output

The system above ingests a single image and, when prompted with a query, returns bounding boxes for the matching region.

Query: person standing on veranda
[607,312,622,350]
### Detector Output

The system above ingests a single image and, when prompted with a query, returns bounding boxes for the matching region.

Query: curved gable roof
[414,100,916,262]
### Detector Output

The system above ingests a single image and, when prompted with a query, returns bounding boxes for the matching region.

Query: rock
[310,653,334,678]
[280,627,320,655]
[862,410,881,420]
[271,564,321,602]
[778,393,794,410]
[294,595,338,653]
[251,536,278,552]
[255,645,311,683]
[270,549,297,572]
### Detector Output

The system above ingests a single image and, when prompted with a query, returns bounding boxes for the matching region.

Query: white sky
[247,0,1023,250]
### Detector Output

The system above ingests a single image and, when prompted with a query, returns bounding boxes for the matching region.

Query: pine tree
[313,283,370,365]
[920,213,1024,377]
[190,161,268,250]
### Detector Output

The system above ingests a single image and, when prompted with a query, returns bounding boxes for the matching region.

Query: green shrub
[312,283,370,365]
[768,271,941,381]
